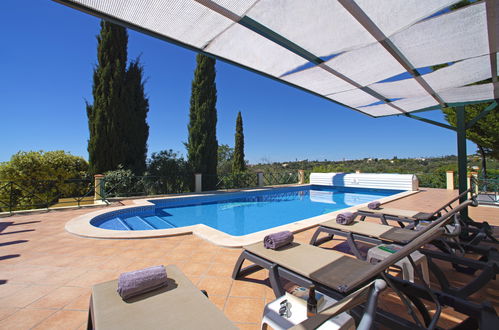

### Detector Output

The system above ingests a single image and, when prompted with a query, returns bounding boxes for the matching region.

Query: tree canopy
[218,144,234,175]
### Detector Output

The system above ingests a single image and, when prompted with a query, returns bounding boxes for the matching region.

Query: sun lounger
[310,201,498,299]
[88,264,386,330]
[358,189,498,245]
[88,264,238,330]
[232,201,499,329]
[356,188,473,227]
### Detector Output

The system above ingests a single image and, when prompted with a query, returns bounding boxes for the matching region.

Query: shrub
[0,151,89,211]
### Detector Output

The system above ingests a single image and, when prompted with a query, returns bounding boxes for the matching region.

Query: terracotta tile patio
[0,188,498,329]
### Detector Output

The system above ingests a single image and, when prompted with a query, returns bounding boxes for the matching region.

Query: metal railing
[0,179,95,214]
[263,171,299,185]
[210,173,259,190]
[102,175,192,198]
[0,170,305,213]
[474,175,499,205]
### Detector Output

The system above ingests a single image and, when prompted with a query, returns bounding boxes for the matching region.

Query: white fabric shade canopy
[54,0,498,117]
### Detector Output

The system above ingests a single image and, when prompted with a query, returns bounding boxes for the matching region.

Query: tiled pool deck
[0,188,497,329]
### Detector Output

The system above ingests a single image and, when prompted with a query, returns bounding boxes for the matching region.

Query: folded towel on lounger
[264,231,294,250]
[336,212,355,225]
[368,201,381,210]
[117,265,168,300]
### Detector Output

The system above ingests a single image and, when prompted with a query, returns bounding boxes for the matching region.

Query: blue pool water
[91,185,403,236]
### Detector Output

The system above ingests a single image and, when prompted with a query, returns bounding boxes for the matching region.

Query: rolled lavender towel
[336,212,355,225]
[264,231,294,250]
[368,201,381,210]
[117,265,168,300]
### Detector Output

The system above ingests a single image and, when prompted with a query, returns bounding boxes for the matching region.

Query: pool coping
[65,185,419,247]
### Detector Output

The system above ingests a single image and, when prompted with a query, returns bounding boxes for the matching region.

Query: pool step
[116,217,132,230]
[122,216,155,230]
[143,216,176,229]
[98,217,130,231]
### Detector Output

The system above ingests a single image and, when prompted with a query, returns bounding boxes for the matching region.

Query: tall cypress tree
[232,111,246,173]
[87,21,128,174]
[87,21,149,175]
[123,59,149,175]
[186,54,218,190]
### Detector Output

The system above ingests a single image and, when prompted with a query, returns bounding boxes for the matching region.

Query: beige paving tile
[38,267,89,286]
[32,310,87,330]
[189,251,217,263]
[177,262,211,277]
[224,296,265,323]
[0,307,19,321]
[95,255,135,270]
[234,323,261,330]
[0,285,56,308]
[206,263,235,278]
[0,308,55,329]
[65,270,119,288]
[63,289,91,311]
[28,286,88,309]
[0,283,29,299]
[208,294,227,311]
[229,280,267,299]
[197,277,234,297]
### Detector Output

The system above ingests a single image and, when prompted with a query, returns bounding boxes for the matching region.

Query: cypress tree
[123,59,149,175]
[186,54,218,190]
[87,21,149,175]
[87,21,128,174]
[232,111,246,173]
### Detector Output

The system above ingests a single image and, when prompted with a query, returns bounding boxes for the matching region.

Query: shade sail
[54,0,498,117]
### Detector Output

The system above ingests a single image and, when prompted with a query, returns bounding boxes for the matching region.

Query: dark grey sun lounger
[232,201,499,329]
[310,200,499,299]
[356,188,473,228]
[88,265,237,330]
[357,189,498,245]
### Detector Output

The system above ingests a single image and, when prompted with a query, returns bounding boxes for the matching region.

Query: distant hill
[248,155,498,188]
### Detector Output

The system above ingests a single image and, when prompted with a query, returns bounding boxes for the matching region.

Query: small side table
[261,293,355,330]
[367,244,430,284]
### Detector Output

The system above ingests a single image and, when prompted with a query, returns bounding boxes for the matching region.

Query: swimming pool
[90,185,403,236]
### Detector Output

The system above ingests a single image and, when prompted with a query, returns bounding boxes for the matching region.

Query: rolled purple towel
[368,201,381,210]
[264,231,294,250]
[336,212,355,225]
[117,265,168,300]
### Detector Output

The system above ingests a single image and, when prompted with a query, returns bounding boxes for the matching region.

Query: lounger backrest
[432,187,472,214]
[369,200,472,276]
[410,198,471,235]
[343,201,472,290]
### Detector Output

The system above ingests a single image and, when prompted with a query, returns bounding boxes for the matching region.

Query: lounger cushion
[90,265,237,330]
[320,220,419,243]
[357,207,421,219]
[413,212,437,221]
[245,242,373,293]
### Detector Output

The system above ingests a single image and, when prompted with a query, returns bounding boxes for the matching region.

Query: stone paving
[0,188,498,329]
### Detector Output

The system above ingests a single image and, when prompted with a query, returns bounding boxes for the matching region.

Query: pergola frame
[52,0,498,217]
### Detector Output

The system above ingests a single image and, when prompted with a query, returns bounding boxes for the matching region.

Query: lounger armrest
[441,214,462,238]
[290,280,386,330]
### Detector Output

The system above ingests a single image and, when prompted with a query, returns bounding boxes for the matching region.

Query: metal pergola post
[455,106,468,218]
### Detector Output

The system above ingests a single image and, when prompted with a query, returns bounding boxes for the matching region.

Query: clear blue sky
[0,0,477,164]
